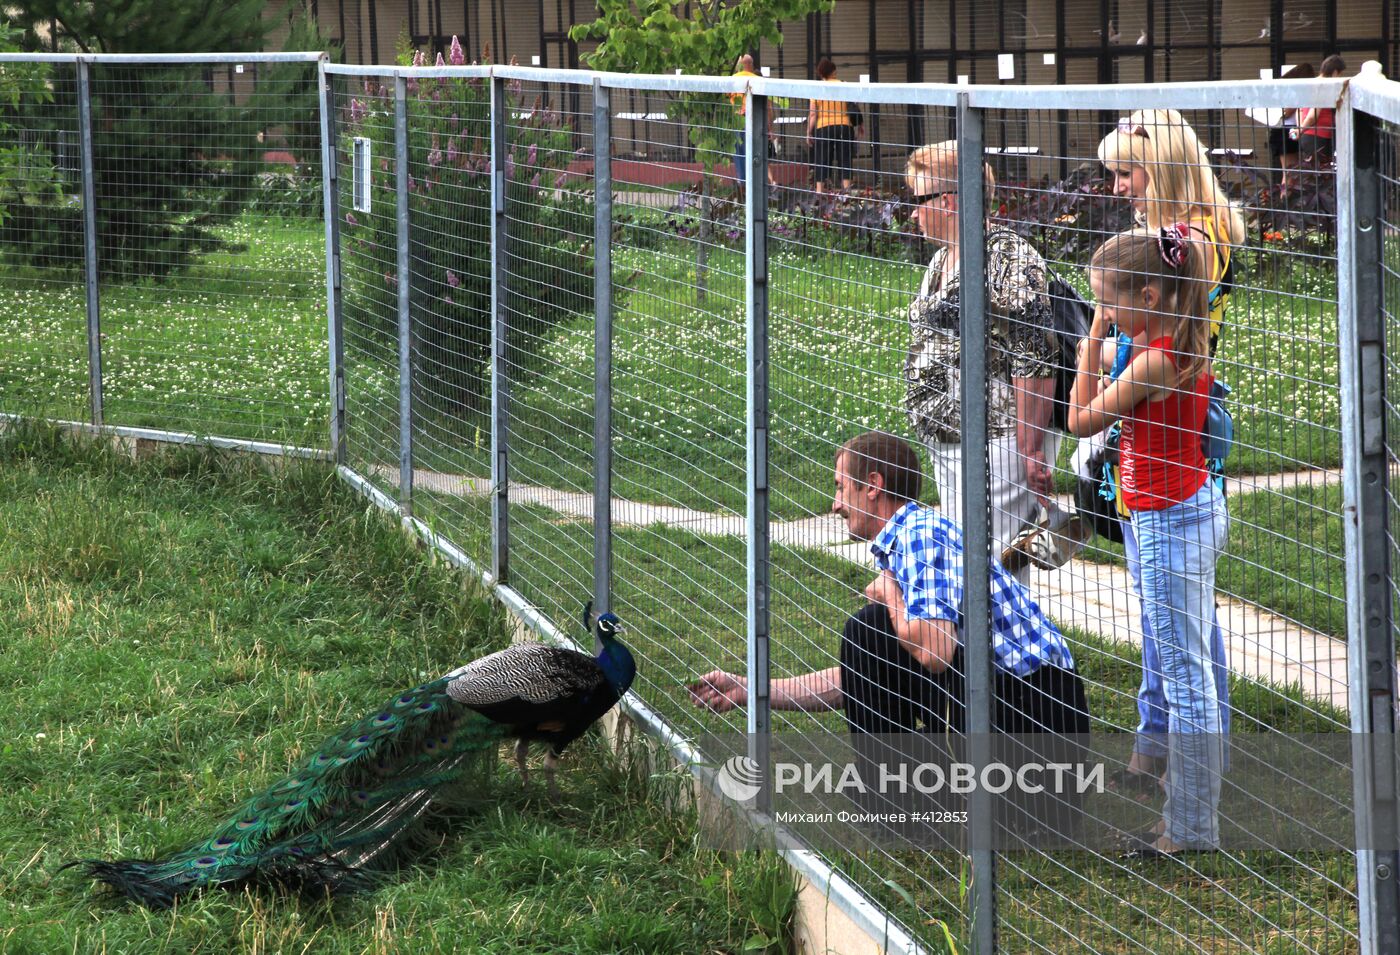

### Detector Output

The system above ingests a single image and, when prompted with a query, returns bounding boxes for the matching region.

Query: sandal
[1000,507,1093,573]
[1122,838,1219,862]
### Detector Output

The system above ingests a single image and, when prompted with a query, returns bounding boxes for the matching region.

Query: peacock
[65,604,634,909]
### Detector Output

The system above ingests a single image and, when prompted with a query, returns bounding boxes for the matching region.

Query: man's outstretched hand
[688,670,747,713]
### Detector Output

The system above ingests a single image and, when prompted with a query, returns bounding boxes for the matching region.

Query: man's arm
[1014,375,1056,501]
[865,572,958,674]
[689,667,843,713]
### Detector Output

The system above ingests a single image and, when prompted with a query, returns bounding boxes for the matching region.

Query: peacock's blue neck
[595,638,636,695]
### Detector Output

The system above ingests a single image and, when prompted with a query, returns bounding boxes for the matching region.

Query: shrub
[998,161,1138,265]
[0,67,239,276]
[251,165,323,217]
[338,44,594,421]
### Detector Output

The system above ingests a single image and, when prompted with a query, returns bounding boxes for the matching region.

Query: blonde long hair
[1098,108,1246,247]
[1091,226,1212,383]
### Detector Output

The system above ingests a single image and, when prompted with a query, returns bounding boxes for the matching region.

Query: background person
[903,141,1087,584]
[1069,227,1229,859]
[1273,62,1316,193]
[1294,54,1347,175]
[1095,110,1242,799]
[728,54,774,195]
[806,57,862,194]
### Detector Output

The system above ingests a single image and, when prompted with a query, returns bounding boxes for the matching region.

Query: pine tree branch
[51,15,91,53]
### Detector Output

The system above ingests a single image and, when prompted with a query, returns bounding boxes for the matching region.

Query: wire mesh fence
[983,101,1357,954]
[488,75,599,639]
[0,53,328,447]
[0,60,86,422]
[6,49,1397,953]
[334,68,403,501]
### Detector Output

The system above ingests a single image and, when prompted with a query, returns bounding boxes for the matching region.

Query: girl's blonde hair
[1097,108,1246,247]
[1090,226,1212,383]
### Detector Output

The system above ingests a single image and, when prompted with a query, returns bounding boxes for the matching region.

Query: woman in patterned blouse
[903,140,1078,581]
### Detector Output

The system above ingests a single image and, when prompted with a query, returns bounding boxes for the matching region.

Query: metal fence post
[593,78,613,643]
[394,74,414,515]
[1337,94,1400,955]
[490,75,510,585]
[956,92,996,955]
[76,58,103,428]
[318,59,346,465]
[745,90,772,816]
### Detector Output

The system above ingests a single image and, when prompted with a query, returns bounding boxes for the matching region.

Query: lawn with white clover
[485,233,1342,520]
[2,210,1349,642]
[1,216,329,447]
[4,211,1342,517]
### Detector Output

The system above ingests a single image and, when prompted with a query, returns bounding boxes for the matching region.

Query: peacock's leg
[514,738,530,786]
[543,751,561,800]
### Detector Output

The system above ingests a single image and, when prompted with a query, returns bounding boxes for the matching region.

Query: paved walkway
[393,464,1354,712]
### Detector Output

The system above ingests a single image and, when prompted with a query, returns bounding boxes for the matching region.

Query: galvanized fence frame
[3,49,1399,952]
[319,59,1400,954]
[0,50,331,458]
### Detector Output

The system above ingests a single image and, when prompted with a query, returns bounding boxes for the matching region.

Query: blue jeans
[1122,520,1231,758]
[733,133,747,188]
[1130,480,1229,848]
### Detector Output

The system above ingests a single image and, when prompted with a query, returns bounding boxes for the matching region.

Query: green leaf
[882,877,917,909]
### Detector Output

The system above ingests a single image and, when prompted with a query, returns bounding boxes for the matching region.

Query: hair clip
[1157,223,1191,269]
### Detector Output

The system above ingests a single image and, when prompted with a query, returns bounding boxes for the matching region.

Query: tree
[338,40,594,422]
[0,20,57,232]
[2,2,330,277]
[570,0,829,109]
[570,0,831,299]
[10,0,271,55]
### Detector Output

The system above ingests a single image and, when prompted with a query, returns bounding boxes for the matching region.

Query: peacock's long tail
[65,677,512,909]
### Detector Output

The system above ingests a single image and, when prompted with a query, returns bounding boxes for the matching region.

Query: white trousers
[926,432,1063,585]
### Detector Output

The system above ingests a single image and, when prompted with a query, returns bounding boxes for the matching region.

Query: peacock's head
[592,610,634,694]
[595,612,624,640]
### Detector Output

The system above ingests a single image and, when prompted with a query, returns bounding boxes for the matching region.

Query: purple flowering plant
[337,37,593,417]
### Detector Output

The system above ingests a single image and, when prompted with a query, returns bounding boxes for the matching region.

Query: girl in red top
[1069,225,1228,858]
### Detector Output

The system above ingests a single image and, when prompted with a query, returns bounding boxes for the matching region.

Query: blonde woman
[1098,108,1244,350]
[1094,109,1241,801]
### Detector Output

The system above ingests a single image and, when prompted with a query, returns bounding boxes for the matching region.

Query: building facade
[307,1,1394,83]
[301,1,1392,181]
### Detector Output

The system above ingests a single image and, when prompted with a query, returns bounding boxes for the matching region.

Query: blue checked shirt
[869,502,1075,677]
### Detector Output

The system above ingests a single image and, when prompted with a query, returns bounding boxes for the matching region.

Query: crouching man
[689,432,1091,844]
[690,430,1089,737]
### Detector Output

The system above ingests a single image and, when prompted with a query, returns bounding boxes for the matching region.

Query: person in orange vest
[730,54,775,196]
[806,57,863,194]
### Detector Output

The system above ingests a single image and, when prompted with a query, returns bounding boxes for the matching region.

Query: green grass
[405,223,1344,521]
[1,216,328,444]
[4,208,1345,520]
[415,493,1348,736]
[0,425,798,955]
[409,491,1357,954]
[0,208,1360,949]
